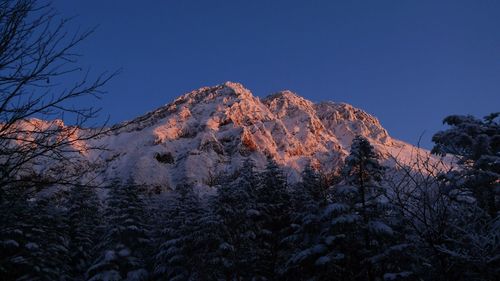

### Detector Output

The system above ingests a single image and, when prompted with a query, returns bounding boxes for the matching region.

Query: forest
[1,118,499,280]
[0,1,499,280]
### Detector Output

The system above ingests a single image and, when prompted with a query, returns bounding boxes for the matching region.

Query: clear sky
[52,0,500,148]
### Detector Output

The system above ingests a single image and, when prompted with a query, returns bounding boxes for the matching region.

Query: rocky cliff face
[79,82,423,189]
[10,82,430,190]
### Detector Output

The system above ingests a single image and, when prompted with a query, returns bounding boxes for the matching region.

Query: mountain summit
[82,82,423,190]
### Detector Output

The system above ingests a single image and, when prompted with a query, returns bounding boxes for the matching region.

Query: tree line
[1,113,498,280]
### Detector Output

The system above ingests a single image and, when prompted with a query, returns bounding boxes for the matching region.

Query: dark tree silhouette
[432,113,499,217]
[0,0,117,201]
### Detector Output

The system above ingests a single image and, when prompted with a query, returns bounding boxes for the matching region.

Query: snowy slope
[16,82,441,190]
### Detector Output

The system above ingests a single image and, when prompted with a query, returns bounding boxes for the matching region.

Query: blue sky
[52,0,500,148]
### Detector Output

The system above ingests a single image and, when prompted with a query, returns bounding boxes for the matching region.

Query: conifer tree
[254,158,291,278]
[0,193,70,280]
[324,136,392,281]
[87,180,151,281]
[209,158,260,279]
[432,113,499,217]
[282,164,328,279]
[66,186,102,279]
[398,113,500,280]
[154,182,213,280]
[342,136,386,239]
[237,159,262,278]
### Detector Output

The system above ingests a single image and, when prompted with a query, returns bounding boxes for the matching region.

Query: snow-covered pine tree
[254,158,292,279]
[343,136,385,203]
[236,158,263,278]
[188,198,222,280]
[152,186,185,280]
[318,183,363,280]
[432,113,499,217]
[66,185,102,279]
[304,164,327,202]
[365,204,417,281]
[342,136,386,234]
[281,163,328,279]
[154,181,210,280]
[326,135,393,281]
[0,184,28,279]
[208,158,260,280]
[0,192,70,280]
[87,180,152,281]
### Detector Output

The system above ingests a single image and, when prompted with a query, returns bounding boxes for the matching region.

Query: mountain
[72,82,429,191]
[10,82,434,191]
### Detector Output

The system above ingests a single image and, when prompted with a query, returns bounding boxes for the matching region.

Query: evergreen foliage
[1,114,498,281]
[154,182,214,280]
[209,159,260,280]
[432,113,499,217]
[323,136,396,281]
[0,192,70,280]
[254,158,292,279]
[87,181,152,281]
[281,164,327,280]
[66,186,102,279]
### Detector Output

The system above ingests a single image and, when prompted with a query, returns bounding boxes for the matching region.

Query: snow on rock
[10,82,442,190]
[314,102,390,147]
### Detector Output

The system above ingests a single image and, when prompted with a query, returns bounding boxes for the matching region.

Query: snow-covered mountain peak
[264,90,305,102]
[221,81,253,97]
[172,81,254,106]
[314,101,390,146]
[26,82,437,189]
[263,90,316,119]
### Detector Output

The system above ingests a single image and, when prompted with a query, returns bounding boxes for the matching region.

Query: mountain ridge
[14,82,432,191]
[84,82,426,190]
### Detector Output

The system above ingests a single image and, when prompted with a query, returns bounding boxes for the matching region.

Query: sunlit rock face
[17,82,433,190]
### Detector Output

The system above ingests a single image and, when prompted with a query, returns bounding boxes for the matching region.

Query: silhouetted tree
[66,185,102,279]
[254,158,292,278]
[154,182,209,280]
[87,181,151,281]
[328,136,390,281]
[281,164,328,280]
[0,192,70,280]
[0,0,116,202]
[208,159,261,280]
[432,113,499,217]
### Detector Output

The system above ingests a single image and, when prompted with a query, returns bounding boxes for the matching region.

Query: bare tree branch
[0,0,118,200]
